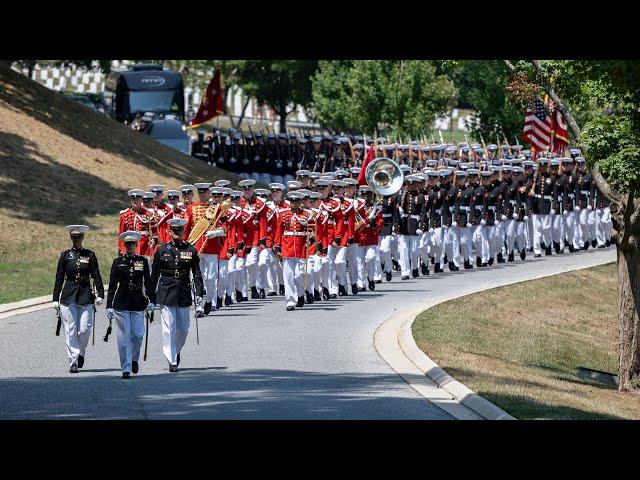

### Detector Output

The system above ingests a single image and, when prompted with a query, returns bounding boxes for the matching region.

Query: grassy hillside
[0,65,240,304]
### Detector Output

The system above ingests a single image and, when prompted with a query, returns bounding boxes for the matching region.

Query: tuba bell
[365,157,404,196]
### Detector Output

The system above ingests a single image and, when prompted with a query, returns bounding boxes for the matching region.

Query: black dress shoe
[169,365,178,373]
[421,263,428,275]
[225,294,232,306]
[520,249,526,261]
[296,296,305,308]
[606,240,611,247]
[545,245,552,256]
[568,245,575,253]
[597,244,606,249]
[430,257,435,265]
[386,271,392,282]
[322,287,330,300]
[497,253,505,263]
[488,257,494,266]
[305,291,314,304]
[402,275,410,280]
[338,284,347,296]
[122,372,131,379]
[540,242,546,251]
[464,261,472,270]
[267,291,278,296]
[554,242,561,254]
[204,302,212,315]
[329,294,337,299]
[392,259,400,271]
[443,254,449,264]
[242,296,249,302]
[368,280,375,291]
[132,361,139,374]
[351,283,359,295]
[529,247,534,253]
[70,364,79,374]
[259,289,266,299]
[216,297,223,309]
[177,353,180,366]
[591,239,597,248]
[434,263,443,273]
[235,290,243,302]
[412,268,419,278]
[279,284,285,295]
[286,306,295,311]
[534,253,542,258]
[582,243,589,251]
[314,290,322,301]
[78,355,84,369]
[448,261,455,271]
[476,257,482,267]
[508,252,514,262]
[251,287,260,299]
[375,279,382,284]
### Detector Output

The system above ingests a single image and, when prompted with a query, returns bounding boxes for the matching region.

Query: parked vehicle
[146,118,191,155]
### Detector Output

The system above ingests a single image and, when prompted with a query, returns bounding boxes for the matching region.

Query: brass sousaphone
[365,157,404,196]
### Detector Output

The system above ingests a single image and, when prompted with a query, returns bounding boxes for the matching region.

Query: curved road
[0,247,615,419]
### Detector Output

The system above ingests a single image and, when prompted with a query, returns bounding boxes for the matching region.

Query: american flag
[522,96,552,151]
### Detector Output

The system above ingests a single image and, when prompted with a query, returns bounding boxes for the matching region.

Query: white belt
[488,206,496,211]
[580,190,590,195]
[535,194,553,200]
[434,209,442,214]
[459,206,469,211]
[568,194,575,198]
[284,232,306,236]
[327,220,335,225]
[382,213,392,218]
[509,200,517,205]
[402,214,420,219]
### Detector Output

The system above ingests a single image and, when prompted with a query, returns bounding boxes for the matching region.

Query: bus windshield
[128,91,180,114]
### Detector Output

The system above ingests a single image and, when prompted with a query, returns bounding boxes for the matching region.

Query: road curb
[0,295,53,320]
[374,250,616,420]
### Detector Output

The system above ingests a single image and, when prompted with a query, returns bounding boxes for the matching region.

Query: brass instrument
[364,157,404,197]
[187,200,232,245]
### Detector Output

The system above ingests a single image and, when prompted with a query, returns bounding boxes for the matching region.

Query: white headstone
[88,83,97,93]
[71,77,78,87]
[45,78,54,89]
[82,73,90,84]
[52,68,60,78]
[77,84,85,93]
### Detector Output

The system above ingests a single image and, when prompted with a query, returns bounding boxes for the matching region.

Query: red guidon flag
[357,143,375,186]
[552,108,570,154]
[190,68,224,128]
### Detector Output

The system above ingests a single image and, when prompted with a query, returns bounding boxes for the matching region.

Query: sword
[191,281,200,346]
[143,310,150,361]
[55,308,62,336]
[103,316,112,342]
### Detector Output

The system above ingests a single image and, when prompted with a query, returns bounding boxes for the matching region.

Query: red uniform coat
[239,196,268,247]
[321,197,345,246]
[356,202,383,246]
[340,198,357,247]
[118,207,139,254]
[133,208,160,257]
[236,206,253,259]
[274,208,310,259]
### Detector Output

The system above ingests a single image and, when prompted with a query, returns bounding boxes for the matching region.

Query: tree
[506,60,640,391]
[441,60,523,144]
[224,60,318,132]
[311,60,457,139]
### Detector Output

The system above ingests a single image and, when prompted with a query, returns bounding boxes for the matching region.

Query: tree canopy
[311,60,457,138]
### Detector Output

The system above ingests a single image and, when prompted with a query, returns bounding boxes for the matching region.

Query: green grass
[413,263,640,420]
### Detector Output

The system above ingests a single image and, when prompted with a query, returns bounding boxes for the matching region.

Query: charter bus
[113,64,185,124]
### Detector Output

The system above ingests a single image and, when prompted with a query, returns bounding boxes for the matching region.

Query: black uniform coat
[380,194,400,236]
[106,254,155,311]
[151,241,205,308]
[53,247,104,306]
[398,189,426,235]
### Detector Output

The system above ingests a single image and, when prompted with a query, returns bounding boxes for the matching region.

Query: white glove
[195,296,203,306]
[512,213,518,219]
[550,209,556,216]
[523,215,529,221]
[212,228,225,238]
[95,297,103,306]
[146,303,155,312]
[563,210,569,216]
[587,205,593,211]
[429,228,435,234]
[466,223,472,228]
[52,301,60,310]
[416,229,423,236]
[574,205,581,212]
[480,219,486,226]
[494,220,499,226]
[501,215,507,221]
[106,308,114,319]
[451,221,457,228]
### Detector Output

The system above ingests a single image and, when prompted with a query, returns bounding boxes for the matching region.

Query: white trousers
[526,215,534,249]
[504,219,527,254]
[564,211,581,250]
[245,246,260,289]
[379,235,393,273]
[114,310,145,373]
[228,254,247,297]
[596,207,612,246]
[60,303,94,367]
[472,225,490,263]
[283,257,305,307]
[160,305,190,366]
[218,259,229,300]
[328,245,347,291]
[532,214,552,254]
[357,245,378,286]
[429,228,444,265]
[459,226,472,263]
[552,213,564,245]
[444,226,461,267]
[200,253,219,303]
[257,247,272,291]
[345,244,359,286]
[397,235,420,276]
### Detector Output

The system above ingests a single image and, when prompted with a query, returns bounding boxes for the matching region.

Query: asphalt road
[0,247,615,419]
